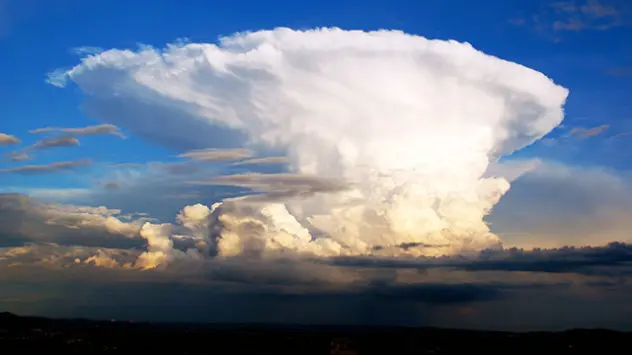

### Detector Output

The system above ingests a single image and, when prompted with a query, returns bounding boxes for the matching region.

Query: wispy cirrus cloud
[552,0,624,31]
[567,124,610,138]
[510,0,629,39]
[607,66,632,77]
[610,131,632,139]
[70,46,104,56]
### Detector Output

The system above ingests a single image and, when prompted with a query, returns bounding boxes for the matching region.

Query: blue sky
[1,0,632,328]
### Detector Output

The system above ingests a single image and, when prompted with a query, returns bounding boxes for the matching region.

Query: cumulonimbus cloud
[50,27,569,260]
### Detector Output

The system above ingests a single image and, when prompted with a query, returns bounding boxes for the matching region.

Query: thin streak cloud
[29,136,80,150]
[177,148,252,162]
[29,123,125,138]
[0,159,92,174]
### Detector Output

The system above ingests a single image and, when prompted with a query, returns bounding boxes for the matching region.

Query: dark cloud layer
[0,251,624,330]
[326,243,632,277]
[460,243,632,276]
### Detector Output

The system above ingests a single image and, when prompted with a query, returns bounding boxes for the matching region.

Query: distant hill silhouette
[1,312,631,354]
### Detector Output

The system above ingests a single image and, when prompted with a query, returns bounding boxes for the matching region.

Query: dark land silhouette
[1,311,630,354]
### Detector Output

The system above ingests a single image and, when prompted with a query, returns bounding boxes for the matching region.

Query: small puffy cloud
[29,123,125,138]
[177,148,252,162]
[0,133,20,146]
[0,159,92,174]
